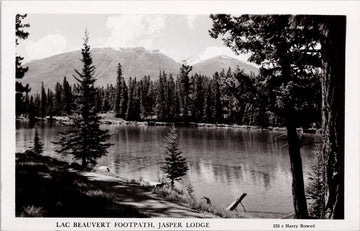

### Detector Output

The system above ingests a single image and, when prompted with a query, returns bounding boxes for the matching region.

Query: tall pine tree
[119,79,128,118]
[16,14,31,117]
[115,63,123,117]
[62,77,73,115]
[54,82,63,115]
[178,64,192,123]
[55,30,111,168]
[40,82,47,118]
[166,74,176,122]
[156,71,167,121]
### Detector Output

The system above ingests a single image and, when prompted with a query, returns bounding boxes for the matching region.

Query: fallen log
[226,193,247,212]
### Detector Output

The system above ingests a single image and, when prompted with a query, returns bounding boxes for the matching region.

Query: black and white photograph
[1,1,360,231]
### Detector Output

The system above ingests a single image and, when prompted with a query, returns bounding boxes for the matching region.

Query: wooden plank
[226,193,247,211]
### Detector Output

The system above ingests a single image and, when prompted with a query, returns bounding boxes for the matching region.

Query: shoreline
[16,151,293,219]
[16,114,321,135]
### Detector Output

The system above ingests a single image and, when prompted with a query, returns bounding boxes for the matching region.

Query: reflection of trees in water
[185,130,316,191]
[17,124,317,197]
[191,160,273,190]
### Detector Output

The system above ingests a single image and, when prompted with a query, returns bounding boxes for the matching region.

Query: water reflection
[16,122,317,213]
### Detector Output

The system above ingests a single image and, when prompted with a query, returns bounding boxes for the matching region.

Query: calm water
[16,122,319,214]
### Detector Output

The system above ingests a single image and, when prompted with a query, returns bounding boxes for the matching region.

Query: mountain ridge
[22,47,259,92]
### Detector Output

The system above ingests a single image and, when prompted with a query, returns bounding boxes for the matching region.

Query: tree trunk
[82,155,87,168]
[287,112,308,219]
[321,16,345,219]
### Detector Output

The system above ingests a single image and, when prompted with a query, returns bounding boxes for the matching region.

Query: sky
[16,14,251,64]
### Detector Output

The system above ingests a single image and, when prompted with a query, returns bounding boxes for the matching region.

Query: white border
[1,1,360,231]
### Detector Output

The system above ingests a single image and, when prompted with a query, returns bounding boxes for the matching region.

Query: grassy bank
[16,152,146,217]
[150,186,239,218]
[16,152,215,218]
[149,186,289,219]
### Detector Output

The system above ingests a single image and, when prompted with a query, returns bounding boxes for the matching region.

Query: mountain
[192,55,259,77]
[23,47,180,93]
[181,56,201,66]
[22,48,258,92]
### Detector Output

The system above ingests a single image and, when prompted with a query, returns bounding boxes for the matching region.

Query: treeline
[21,63,320,128]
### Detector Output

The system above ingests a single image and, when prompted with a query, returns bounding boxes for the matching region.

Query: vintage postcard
[1,1,359,230]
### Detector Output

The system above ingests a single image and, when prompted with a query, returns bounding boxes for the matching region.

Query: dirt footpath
[81,172,215,218]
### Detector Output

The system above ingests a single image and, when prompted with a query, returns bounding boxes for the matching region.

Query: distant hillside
[22,48,258,92]
[192,55,259,77]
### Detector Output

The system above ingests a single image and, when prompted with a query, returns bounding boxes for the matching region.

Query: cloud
[25,33,67,61]
[186,15,199,29]
[101,15,166,49]
[198,46,254,64]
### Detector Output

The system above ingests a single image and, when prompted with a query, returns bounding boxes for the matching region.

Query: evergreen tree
[54,82,63,115]
[55,31,111,168]
[139,75,153,119]
[47,88,54,119]
[34,93,41,117]
[174,80,182,121]
[119,79,128,118]
[23,91,30,117]
[161,125,189,189]
[94,89,103,113]
[115,63,123,117]
[109,84,117,111]
[126,78,135,120]
[156,71,167,121]
[209,14,323,218]
[178,64,192,123]
[40,82,47,118]
[16,14,31,117]
[102,89,111,112]
[126,78,141,121]
[190,74,205,122]
[166,74,176,121]
[62,77,73,115]
[211,72,223,123]
[33,128,43,154]
[203,80,213,123]
[28,95,36,123]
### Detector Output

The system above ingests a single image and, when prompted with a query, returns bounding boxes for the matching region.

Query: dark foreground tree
[55,31,111,168]
[210,14,345,219]
[33,128,43,154]
[161,125,189,188]
[209,14,326,218]
[16,14,31,117]
[318,16,345,219]
[306,146,326,218]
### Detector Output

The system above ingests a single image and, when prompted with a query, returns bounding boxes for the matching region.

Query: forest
[17,64,321,129]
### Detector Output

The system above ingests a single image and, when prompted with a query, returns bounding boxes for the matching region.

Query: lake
[16,121,319,214]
